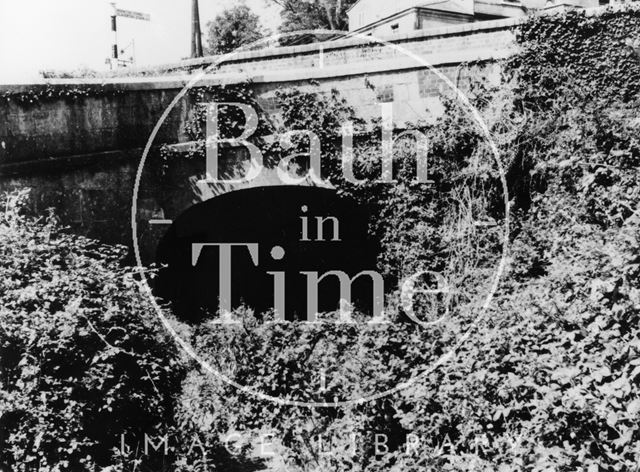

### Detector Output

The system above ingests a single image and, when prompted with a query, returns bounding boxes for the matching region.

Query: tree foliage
[269,0,359,32]
[205,4,264,55]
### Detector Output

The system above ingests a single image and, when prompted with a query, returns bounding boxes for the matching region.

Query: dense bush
[0,190,186,471]
[176,88,638,471]
[379,95,640,471]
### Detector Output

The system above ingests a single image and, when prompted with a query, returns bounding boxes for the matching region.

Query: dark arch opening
[155,186,381,322]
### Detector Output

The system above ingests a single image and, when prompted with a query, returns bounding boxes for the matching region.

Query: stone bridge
[0,17,520,259]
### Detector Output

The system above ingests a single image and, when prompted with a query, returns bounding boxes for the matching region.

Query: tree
[205,5,264,55]
[269,0,359,32]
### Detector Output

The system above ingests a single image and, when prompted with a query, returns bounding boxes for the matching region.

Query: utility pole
[191,0,203,58]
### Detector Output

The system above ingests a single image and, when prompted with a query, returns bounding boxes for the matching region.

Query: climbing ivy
[158,82,276,183]
[1,84,125,106]
[508,7,640,105]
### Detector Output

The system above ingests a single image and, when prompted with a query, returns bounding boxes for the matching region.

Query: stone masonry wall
[0,16,520,250]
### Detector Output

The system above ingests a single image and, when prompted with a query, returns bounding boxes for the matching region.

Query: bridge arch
[154,185,380,322]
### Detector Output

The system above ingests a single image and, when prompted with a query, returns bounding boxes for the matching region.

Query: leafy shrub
[0,190,186,471]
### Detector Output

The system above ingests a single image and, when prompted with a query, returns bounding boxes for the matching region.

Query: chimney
[191,0,203,57]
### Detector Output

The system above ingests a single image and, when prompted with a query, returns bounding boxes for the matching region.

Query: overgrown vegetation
[2,6,640,471]
[0,190,186,471]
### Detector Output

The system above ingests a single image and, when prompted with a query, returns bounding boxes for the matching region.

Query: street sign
[115,8,150,21]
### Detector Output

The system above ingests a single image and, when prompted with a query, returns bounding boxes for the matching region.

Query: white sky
[0,0,282,83]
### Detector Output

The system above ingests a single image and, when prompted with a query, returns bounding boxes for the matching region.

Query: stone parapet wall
[0,15,523,247]
[0,17,519,171]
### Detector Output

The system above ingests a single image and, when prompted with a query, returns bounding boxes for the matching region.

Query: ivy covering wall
[510,7,640,103]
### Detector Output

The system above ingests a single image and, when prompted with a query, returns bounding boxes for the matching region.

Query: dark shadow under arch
[155,185,380,322]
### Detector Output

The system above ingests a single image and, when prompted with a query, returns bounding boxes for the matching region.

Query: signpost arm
[108,4,149,68]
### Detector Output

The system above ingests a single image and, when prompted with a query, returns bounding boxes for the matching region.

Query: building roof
[475,0,527,16]
[347,0,525,15]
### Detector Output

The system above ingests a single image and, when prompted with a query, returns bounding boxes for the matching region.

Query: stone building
[346,0,601,36]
